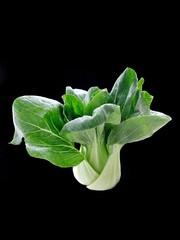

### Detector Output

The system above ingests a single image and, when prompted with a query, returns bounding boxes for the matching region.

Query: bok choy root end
[10,67,172,191]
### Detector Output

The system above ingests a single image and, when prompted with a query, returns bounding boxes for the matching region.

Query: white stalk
[73,144,122,190]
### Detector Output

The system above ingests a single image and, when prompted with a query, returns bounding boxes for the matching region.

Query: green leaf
[120,79,138,120]
[131,90,154,117]
[110,69,154,121]
[141,91,153,108]
[138,77,144,90]
[65,86,87,101]
[62,94,84,121]
[110,67,138,108]
[84,86,100,105]
[108,111,172,145]
[10,96,84,167]
[84,89,113,115]
[62,104,121,145]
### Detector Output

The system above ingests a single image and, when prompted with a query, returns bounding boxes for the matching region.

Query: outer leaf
[61,104,121,145]
[108,111,171,145]
[10,96,84,167]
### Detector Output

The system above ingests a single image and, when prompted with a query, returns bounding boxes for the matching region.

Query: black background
[0,5,178,235]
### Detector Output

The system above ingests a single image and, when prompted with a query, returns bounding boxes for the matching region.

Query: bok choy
[10,67,171,190]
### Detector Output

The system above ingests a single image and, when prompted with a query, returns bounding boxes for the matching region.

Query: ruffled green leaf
[10,96,84,167]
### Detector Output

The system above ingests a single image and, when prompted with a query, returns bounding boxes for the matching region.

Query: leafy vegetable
[10,67,172,190]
